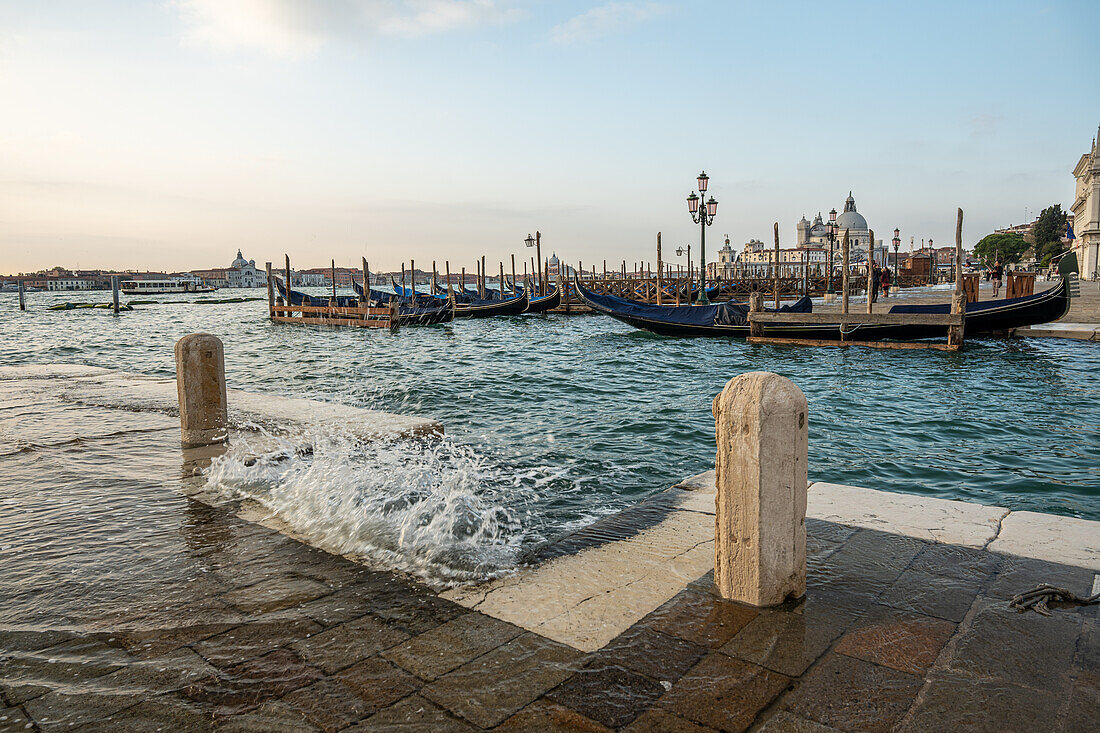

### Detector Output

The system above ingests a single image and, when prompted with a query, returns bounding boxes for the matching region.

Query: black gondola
[573,275,1070,340]
[454,290,529,318]
[276,278,454,326]
[525,286,561,313]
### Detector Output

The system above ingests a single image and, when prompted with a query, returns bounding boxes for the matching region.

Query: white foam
[203,425,536,588]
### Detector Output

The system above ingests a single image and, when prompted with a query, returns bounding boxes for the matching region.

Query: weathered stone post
[175,334,228,448]
[712,372,808,606]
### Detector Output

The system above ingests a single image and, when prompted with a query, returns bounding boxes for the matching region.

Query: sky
[1,0,1097,274]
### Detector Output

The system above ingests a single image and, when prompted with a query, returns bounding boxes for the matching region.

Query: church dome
[835,210,868,231]
[836,193,867,231]
[231,249,249,269]
[808,223,830,237]
[549,253,559,265]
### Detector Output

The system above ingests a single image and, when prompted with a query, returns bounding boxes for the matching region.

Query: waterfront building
[1072,125,1100,280]
[46,277,97,291]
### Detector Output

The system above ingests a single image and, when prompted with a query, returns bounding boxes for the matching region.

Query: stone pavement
[2,500,1096,732]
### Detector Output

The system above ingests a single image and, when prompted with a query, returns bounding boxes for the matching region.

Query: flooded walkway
[1,369,1096,731]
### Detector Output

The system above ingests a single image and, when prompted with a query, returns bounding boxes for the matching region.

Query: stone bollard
[712,372,808,606]
[175,334,228,448]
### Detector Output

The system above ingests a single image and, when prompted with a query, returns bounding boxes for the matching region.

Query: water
[1,288,1098,588]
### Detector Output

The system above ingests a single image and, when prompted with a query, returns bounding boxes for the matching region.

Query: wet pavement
[1,379,1097,731]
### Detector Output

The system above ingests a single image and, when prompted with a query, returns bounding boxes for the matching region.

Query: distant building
[192,250,268,288]
[46,277,97,291]
[796,193,884,264]
[1072,124,1100,279]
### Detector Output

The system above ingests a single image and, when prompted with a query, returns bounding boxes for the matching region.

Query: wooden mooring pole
[284,254,292,311]
[867,229,875,314]
[18,280,25,311]
[656,232,663,306]
[948,209,966,348]
[841,229,850,317]
[445,260,454,303]
[773,223,781,309]
[265,263,274,320]
[111,275,120,315]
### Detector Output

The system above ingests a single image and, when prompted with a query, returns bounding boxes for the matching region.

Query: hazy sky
[1,0,1097,273]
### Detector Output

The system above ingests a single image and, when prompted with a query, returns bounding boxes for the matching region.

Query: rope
[1009,584,1100,616]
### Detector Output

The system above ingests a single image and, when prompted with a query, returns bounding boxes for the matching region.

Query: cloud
[172,0,516,57]
[549,1,668,45]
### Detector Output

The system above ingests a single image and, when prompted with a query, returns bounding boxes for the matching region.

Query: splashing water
[204,426,539,588]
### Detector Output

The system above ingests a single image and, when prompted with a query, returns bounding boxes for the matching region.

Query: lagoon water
[1,287,1098,586]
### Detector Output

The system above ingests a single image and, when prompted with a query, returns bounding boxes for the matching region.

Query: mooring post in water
[712,372,807,606]
[948,209,966,348]
[284,254,292,311]
[748,292,764,338]
[175,333,228,449]
[841,229,850,316]
[265,262,275,319]
[18,280,25,311]
[866,229,875,314]
[773,223,781,310]
[656,233,663,305]
[111,275,120,315]
[445,260,454,303]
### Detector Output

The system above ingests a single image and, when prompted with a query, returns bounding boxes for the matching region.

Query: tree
[1032,204,1067,265]
[973,233,1029,265]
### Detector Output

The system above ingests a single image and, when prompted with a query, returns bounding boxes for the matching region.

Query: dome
[231,249,249,269]
[549,252,559,265]
[808,223,830,237]
[835,210,868,231]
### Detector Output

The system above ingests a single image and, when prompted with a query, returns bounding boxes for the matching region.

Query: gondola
[397,277,529,317]
[454,289,529,318]
[525,285,561,314]
[574,275,1070,339]
[276,278,453,326]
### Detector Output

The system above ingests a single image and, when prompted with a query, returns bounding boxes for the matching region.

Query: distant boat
[120,280,215,295]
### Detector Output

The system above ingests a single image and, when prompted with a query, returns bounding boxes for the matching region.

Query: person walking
[871,263,881,303]
[990,260,1004,298]
[881,266,892,299]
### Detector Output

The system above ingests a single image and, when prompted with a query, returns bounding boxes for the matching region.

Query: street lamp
[675,244,692,281]
[524,231,542,295]
[687,171,717,304]
[892,228,900,273]
[825,208,838,295]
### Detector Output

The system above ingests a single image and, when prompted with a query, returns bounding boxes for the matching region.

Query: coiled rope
[1009,584,1100,616]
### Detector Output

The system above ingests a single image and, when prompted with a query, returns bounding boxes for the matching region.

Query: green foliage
[1032,204,1067,265]
[973,233,1029,265]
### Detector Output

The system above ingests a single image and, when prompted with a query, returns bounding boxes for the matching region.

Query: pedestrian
[990,260,1004,298]
[881,267,891,298]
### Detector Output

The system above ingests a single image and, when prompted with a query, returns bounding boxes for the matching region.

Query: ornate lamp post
[892,228,900,272]
[524,231,542,295]
[686,172,718,305]
[825,208,838,295]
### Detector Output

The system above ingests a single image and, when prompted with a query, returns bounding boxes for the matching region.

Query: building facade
[1072,125,1100,280]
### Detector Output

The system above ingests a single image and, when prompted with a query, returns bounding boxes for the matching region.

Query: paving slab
[988,510,1100,570]
[808,482,1008,547]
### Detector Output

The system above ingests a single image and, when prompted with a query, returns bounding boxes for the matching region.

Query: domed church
[796,193,881,264]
